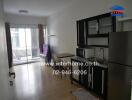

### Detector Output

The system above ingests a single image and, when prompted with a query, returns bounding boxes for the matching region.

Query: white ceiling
[3,0,77,17]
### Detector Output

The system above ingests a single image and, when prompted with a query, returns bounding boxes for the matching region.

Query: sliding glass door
[11,27,40,65]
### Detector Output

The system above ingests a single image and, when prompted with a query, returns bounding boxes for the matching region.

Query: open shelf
[87,34,109,38]
[79,45,109,48]
[89,26,97,28]
[87,45,109,48]
[100,24,112,27]
[118,17,132,22]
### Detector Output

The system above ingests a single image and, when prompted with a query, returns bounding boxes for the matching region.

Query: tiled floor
[10,62,80,100]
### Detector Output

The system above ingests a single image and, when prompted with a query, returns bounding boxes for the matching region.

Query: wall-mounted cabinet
[88,19,98,35]
[99,17,113,34]
[77,13,116,48]
[77,20,87,47]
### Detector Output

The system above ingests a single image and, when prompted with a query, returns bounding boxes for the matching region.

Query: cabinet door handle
[77,23,79,44]
[131,80,132,100]
[96,22,98,32]
[84,22,87,45]
[102,70,104,94]
[83,50,85,58]
[88,74,91,82]
[88,66,90,87]
[92,67,93,89]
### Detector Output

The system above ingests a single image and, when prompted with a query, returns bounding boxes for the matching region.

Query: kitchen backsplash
[88,38,108,46]
[94,47,108,61]
[85,47,108,61]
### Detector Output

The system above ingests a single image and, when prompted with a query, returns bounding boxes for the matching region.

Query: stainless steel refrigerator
[108,31,132,100]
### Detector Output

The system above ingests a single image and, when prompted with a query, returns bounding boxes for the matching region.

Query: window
[11,28,19,47]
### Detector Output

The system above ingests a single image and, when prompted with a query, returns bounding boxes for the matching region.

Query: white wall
[5,13,47,25]
[48,0,132,54]
[0,0,11,100]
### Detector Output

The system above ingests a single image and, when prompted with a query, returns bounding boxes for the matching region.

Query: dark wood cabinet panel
[80,64,88,87]
[92,66,108,98]
[77,20,86,47]
[92,66,103,95]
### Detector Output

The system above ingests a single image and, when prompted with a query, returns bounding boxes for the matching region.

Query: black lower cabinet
[92,66,108,99]
[80,64,88,87]
[71,59,108,100]
[87,65,92,90]
[92,66,104,95]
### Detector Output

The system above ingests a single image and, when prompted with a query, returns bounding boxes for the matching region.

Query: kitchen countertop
[71,56,108,69]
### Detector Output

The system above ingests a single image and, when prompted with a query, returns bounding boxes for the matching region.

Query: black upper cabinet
[87,19,99,35]
[77,20,87,47]
[86,13,116,36]
[77,13,116,48]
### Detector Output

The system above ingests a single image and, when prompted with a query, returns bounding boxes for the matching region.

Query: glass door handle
[96,23,99,33]
[92,67,93,89]
[84,22,87,45]
[102,70,104,94]
[131,80,132,100]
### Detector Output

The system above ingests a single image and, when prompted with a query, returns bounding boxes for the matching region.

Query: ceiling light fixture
[19,10,28,14]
